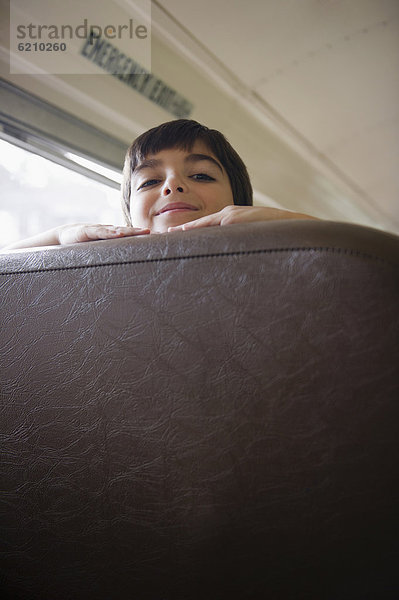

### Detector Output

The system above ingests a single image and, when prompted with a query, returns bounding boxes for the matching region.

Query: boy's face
[130,141,234,232]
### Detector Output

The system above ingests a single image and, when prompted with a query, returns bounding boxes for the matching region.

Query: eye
[137,178,160,190]
[190,173,215,181]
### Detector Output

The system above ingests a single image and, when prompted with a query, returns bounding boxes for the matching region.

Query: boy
[4,119,316,249]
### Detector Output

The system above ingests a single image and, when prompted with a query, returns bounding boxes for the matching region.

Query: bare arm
[1,223,150,251]
[168,206,319,232]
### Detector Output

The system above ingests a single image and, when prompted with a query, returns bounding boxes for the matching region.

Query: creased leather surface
[1,221,398,599]
[1,220,399,273]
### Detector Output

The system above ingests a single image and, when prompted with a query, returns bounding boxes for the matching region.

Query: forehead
[137,140,218,165]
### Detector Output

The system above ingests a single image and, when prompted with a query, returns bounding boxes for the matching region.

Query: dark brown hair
[122,119,253,225]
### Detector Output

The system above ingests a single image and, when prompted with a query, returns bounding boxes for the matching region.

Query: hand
[1,223,151,251]
[57,223,150,245]
[168,205,318,232]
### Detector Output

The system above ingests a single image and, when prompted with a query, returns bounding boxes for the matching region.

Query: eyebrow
[133,158,162,174]
[133,153,224,174]
[184,153,224,172]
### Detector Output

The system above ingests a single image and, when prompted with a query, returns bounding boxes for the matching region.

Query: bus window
[0,139,123,247]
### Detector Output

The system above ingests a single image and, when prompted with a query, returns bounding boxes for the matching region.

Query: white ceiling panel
[255,17,399,150]
[159,0,399,85]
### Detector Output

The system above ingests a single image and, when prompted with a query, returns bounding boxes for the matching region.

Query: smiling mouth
[157,202,199,215]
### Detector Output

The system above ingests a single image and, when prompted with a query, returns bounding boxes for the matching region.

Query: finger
[84,226,150,240]
[169,213,221,232]
[113,226,151,237]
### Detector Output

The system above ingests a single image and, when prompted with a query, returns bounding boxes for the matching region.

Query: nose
[164,186,183,195]
[162,174,185,196]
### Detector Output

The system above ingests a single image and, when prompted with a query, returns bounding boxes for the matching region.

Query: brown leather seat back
[1,221,398,599]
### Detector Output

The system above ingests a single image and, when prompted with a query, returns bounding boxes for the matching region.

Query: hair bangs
[132,120,209,167]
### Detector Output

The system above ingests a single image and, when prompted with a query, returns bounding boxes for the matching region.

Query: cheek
[218,184,234,207]
[202,182,233,207]
[130,195,152,226]
[218,177,234,204]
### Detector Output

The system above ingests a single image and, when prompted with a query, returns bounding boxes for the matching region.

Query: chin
[154,211,201,232]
